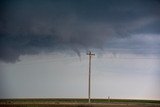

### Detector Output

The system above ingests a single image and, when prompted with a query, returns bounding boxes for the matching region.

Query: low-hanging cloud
[0,0,160,63]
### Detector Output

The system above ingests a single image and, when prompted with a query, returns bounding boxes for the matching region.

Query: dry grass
[0,103,160,107]
[0,98,160,107]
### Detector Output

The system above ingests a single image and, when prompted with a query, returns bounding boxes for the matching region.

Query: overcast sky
[0,0,160,100]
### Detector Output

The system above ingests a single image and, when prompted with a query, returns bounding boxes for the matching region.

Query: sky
[0,0,160,100]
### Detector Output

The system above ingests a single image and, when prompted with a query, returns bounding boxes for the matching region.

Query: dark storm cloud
[0,0,160,62]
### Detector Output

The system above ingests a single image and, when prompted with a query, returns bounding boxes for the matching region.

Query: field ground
[0,98,160,107]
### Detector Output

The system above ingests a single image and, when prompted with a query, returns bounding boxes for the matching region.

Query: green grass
[0,98,160,104]
[92,99,160,104]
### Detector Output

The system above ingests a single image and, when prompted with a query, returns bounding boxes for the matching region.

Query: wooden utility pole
[87,51,95,103]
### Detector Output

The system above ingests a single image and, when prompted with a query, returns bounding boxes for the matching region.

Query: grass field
[0,98,160,107]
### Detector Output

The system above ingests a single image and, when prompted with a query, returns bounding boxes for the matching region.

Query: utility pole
[87,51,95,103]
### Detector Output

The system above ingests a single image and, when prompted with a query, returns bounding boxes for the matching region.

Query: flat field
[0,98,160,107]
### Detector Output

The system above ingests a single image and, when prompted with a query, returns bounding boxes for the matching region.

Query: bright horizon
[1,51,160,100]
